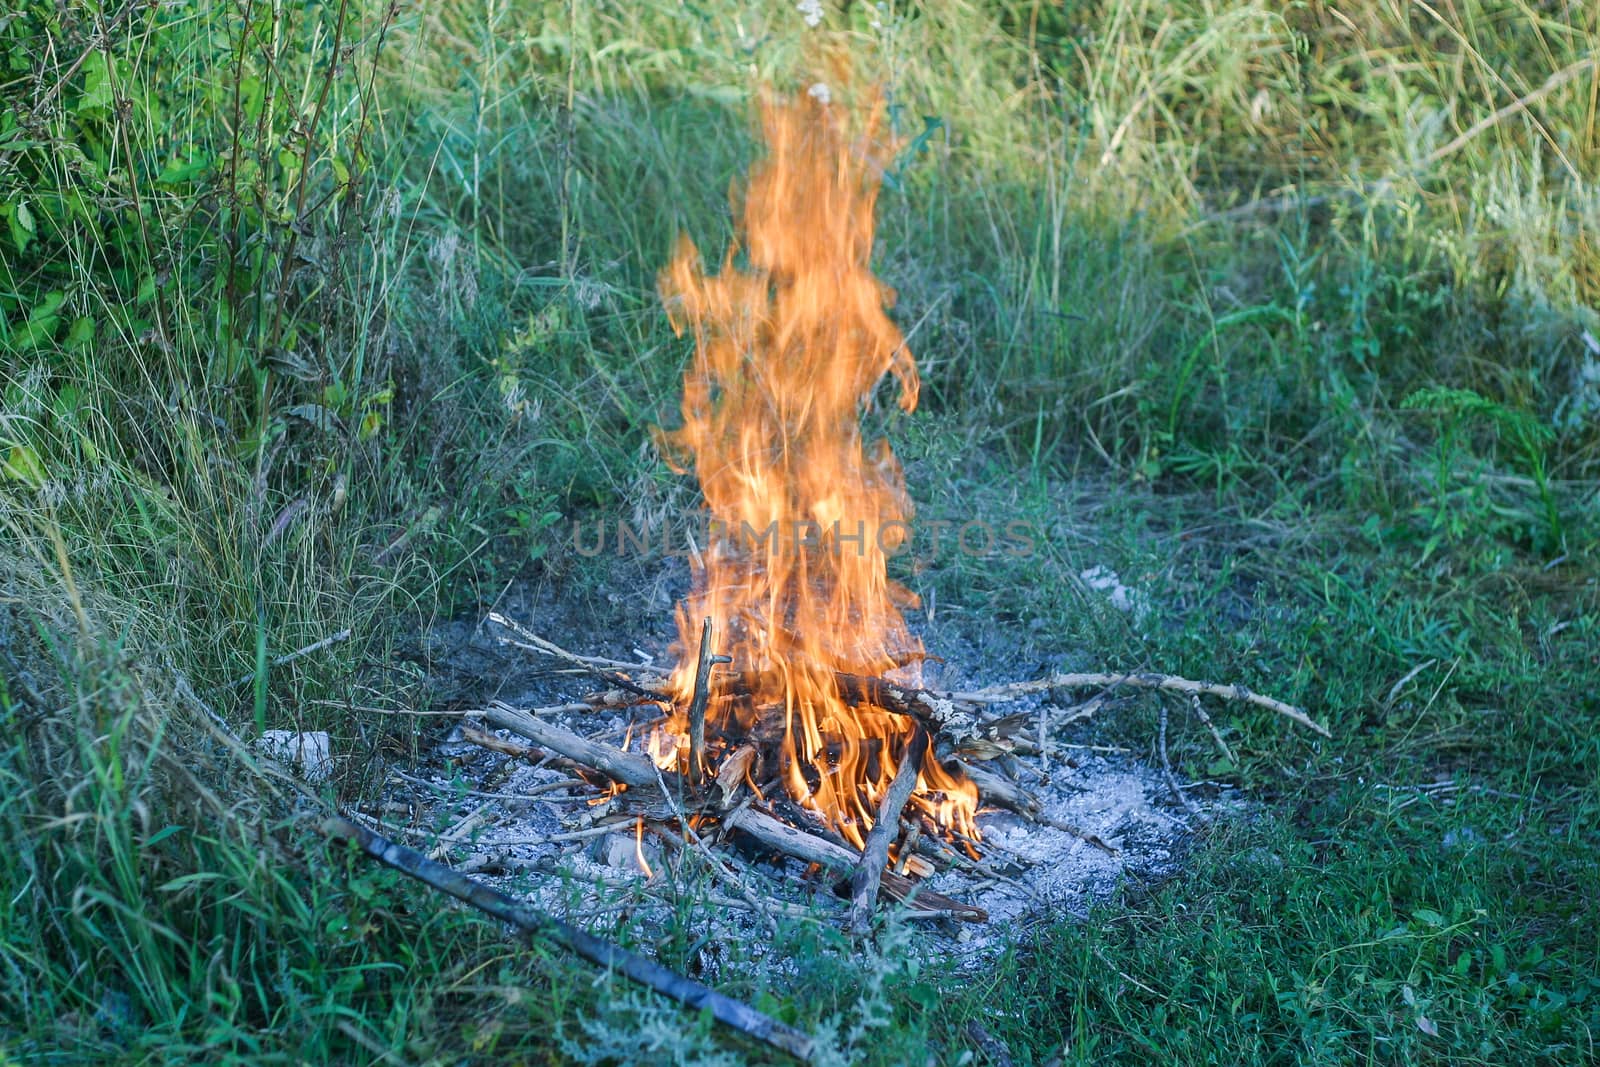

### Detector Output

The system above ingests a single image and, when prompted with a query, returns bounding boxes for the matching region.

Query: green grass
[3,0,1599,1062]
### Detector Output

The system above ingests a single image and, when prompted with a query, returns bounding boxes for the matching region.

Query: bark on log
[953,759,1040,818]
[483,704,681,792]
[832,673,980,739]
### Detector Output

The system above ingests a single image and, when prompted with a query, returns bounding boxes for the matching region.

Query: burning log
[322,816,816,1063]
[831,673,981,741]
[474,707,986,923]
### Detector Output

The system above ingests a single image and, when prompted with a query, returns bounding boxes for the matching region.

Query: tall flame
[651,86,978,849]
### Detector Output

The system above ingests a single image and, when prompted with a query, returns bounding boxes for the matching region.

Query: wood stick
[482,704,679,792]
[1158,700,1196,816]
[486,612,663,700]
[1188,692,1237,766]
[322,816,815,1063]
[687,616,728,787]
[1034,813,1119,857]
[458,722,592,777]
[724,806,858,871]
[833,673,980,738]
[968,671,1329,737]
[954,760,1040,818]
[849,729,926,934]
[482,704,986,921]
[725,807,985,922]
[225,628,352,689]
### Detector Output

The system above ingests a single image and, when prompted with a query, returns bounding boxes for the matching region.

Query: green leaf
[2,443,46,486]
[156,154,213,186]
[66,316,95,348]
[4,200,30,253]
[11,290,65,349]
[78,51,114,114]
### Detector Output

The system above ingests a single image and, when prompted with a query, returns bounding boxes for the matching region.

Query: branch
[969,671,1329,738]
[687,617,729,787]
[481,704,677,791]
[486,612,664,699]
[849,729,926,934]
[322,816,815,1063]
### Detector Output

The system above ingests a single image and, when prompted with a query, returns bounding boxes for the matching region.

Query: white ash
[383,711,1216,962]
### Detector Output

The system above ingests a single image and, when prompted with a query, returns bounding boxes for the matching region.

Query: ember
[648,85,979,849]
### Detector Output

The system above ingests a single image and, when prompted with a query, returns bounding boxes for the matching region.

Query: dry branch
[686,617,729,786]
[481,692,987,922]
[482,704,678,792]
[322,816,815,1063]
[486,612,664,699]
[969,671,1329,737]
[849,729,926,934]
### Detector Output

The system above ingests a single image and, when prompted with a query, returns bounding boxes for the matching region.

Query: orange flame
[652,85,978,850]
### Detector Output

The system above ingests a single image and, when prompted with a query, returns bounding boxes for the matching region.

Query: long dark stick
[322,816,815,1063]
[848,728,926,935]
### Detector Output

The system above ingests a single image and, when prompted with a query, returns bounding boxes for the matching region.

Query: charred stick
[724,807,986,922]
[879,869,987,921]
[687,617,730,788]
[953,759,1040,819]
[480,705,987,921]
[832,673,980,739]
[322,816,815,1063]
[849,729,927,934]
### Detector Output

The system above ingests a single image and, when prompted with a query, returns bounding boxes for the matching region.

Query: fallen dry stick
[322,816,815,1063]
[968,671,1329,738]
[482,704,680,791]
[486,612,664,699]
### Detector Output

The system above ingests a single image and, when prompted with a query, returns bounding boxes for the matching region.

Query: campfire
[445,84,1324,927]
[647,85,979,855]
[329,80,1329,1063]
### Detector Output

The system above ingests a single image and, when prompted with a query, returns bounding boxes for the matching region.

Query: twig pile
[422,612,1328,927]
